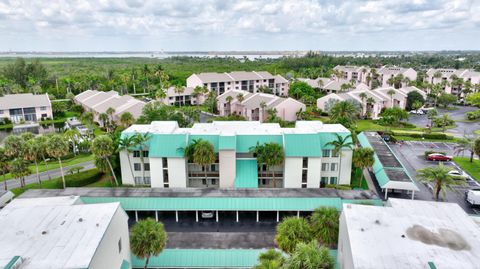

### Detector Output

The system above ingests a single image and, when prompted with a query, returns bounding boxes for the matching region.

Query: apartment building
[332,65,370,84]
[161,86,204,106]
[119,121,352,189]
[426,68,480,96]
[317,86,426,119]
[376,66,417,88]
[217,89,306,122]
[0,196,131,269]
[186,71,289,97]
[298,77,369,94]
[0,93,52,123]
[74,90,146,126]
[332,65,417,88]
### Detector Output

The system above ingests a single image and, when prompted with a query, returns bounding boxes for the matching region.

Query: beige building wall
[284,157,302,188]
[307,157,321,188]
[168,158,187,188]
[149,157,165,188]
[219,150,236,188]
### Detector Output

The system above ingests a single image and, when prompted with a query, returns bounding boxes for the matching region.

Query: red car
[427,153,452,161]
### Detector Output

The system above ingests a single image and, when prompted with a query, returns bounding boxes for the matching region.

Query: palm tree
[130,218,167,269]
[352,147,375,187]
[64,128,80,155]
[326,134,353,183]
[174,86,185,106]
[91,135,119,186]
[106,107,116,123]
[36,135,52,180]
[254,249,285,269]
[366,97,375,117]
[118,135,137,182]
[284,241,335,269]
[358,92,367,117]
[329,101,359,129]
[11,158,30,188]
[275,216,313,254]
[133,132,151,184]
[440,113,452,132]
[46,135,69,188]
[184,139,216,186]
[0,147,10,190]
[427,109,438,130]
[454,135,477,162]
[192,86,205,106]
[24,139,43,185]
[417,163,462,201]
[309,207,339,248]
[387,89,396,107]
[250,142,285,188]
[260,101,267,122]
[99,112,109,128]
[120,112,135,128]
[155,88,166,102]
[225,95,233,115]
[237,93,245,104]
[3,135,25,158]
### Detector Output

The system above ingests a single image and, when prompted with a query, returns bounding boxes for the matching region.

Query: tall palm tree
[366,97,375,117]
[236,93,245,104]
[99,113,109,129]
[155,88,166,102]
[358,92,367,118]
[118,135,137,182]
[326,134,353,183]
[188,139,216,186]
[64,128,80,155]
[36,135,52,180]
[417,163,462,201]
[0,147,10,190]
[250,142,285,188]
[130,218,167,269]
[352,147,375,187]
[387,89,396,107]
[454,135,477,162]
[46,134,69,188]
[427,109,438,130]
[174,86,185,106]
[260,101,267,122]
[225,95,233,115]
[24,139,43,185]
[120,112,135,128]
[106,107,116,123]
[329,101,359,128]
[10,158,30,188]
[192,86,205,106]
[309,207,339,248]
[91,135,119,186]
[133,132,151,184]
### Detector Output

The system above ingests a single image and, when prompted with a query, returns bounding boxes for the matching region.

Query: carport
[358,132,419,199]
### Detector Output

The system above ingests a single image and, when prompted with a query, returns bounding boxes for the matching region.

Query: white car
[409,110,424,115]
[448,170,468,180]
[201,211,214,218]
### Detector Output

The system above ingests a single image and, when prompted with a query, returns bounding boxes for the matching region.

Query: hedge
[391,131,453,140]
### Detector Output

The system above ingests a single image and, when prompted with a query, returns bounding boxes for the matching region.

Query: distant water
[0,52,293,60]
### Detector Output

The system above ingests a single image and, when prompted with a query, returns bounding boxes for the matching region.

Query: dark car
[427,153,452,161]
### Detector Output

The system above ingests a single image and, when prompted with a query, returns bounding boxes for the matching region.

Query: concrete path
[2,160,95,190]
[166,232,275,249]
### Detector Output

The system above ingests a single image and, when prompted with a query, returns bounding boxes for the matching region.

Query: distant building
[119,121,353,188]
[187,71,289,97]
[317,86,426,119]
[332,65,417,88]
[376,66,417,88]
[0,196,131,269]
[74,90,146,126]
[298,77,369,94]
[217,89,306,122]
[0,93,52,123]
[161,86,204,106]
[332,65,370,84]
[338,198,480,269]
[426,68,480,97]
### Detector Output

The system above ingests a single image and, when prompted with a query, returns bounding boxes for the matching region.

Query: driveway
[389,141,478,214]
[166,232,275,249]
[408,105,479,137]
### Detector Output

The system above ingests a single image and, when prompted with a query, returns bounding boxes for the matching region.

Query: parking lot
[389,140,479,214]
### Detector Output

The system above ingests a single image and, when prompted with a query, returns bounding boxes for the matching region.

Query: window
[331,163,338,172]
[322,150,330,157]
[163,170,169,183]
[262,179,267,185]
[202,178,207,185]
[332,150,340,157]
[321,163,329,171]
[40,106,47,111]
[0,110,3,114]
[301,183,307,188]
[162,158,168,168]
[144,163,150,171]
[118,238,122,253]
[302,170,307,183]
[211,179,216,185]
[143,150,149,157]
[134,163,141,171]
[133,151,140,157]
[330,177,338,185]
[302,157,308,168]
[144,177,151,184]
[320,177,328,188]
[134,176,142,184]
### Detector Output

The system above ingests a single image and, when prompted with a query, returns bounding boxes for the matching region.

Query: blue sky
[0,0,478,51]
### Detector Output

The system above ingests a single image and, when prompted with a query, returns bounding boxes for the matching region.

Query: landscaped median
[388,130,456,142]
[453,157,480,182]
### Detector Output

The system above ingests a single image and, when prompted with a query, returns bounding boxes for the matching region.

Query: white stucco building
[426,68,480,97]
[217,89,306,122]
[187,71,289,97]
[338,199,480,269]
[332,65,417,88]
[0,93,53,123]
[0,196,131,269]
[120,121,353,188]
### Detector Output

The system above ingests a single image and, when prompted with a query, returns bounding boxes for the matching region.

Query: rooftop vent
[41,231,47,235]
[375,220,381,225]
[78,218,83,222]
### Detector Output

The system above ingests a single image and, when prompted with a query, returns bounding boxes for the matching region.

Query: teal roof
[149,134,186,157]
[234,160,259,188]
[284,134,322,157]
[236,135,283,153]
[188,135,220,152]
[357,132,370,149]
[318,132,352,149]
[219,135,236,150]
[131,249,264,268]
[80,197,380,211]
[3,256,20,269]
[120,260,131,269]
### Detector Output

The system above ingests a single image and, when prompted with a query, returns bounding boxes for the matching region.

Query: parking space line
[443,142,452,150]
[430,142,439,148]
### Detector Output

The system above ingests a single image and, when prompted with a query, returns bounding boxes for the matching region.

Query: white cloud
[0,0,478,51]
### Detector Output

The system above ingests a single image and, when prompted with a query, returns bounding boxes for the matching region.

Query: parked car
[465,189,480,206]
[427,153,452,161]
[409,110,425,115]
[201,211,214,218]
[448,170,468,180]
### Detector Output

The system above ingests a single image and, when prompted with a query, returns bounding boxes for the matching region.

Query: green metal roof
[234,160,259,188]
[149,134,186,157]
[219,135,236,150]
[81,196,344,211]
[318,132,351,149]
[284,134,322,157]
[3,256,20,269]
[120,260,131,269]
[131,249,264,268]
[188,135,220,152]
[357,132,370,149]
[236,135,283,153]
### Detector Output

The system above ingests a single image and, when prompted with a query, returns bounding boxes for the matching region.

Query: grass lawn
[0,153,94,182]
[86,174,115,187]
[475,130,480,135]
[453,157,480,182]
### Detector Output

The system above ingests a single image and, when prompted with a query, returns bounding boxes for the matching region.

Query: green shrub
[392,131,453,140]
[466,110,480,120]
[432,117,454,127]
[325,184,352,190]
[424,150,447,158]
[65,169,103,187]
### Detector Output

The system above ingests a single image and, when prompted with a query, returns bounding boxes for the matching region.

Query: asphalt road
[166,232,275,249]
[408,105,479,137]
[2,160,95,190]
[389,141,478,214]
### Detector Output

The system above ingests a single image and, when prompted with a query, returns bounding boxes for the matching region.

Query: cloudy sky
[0,0,479,51]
